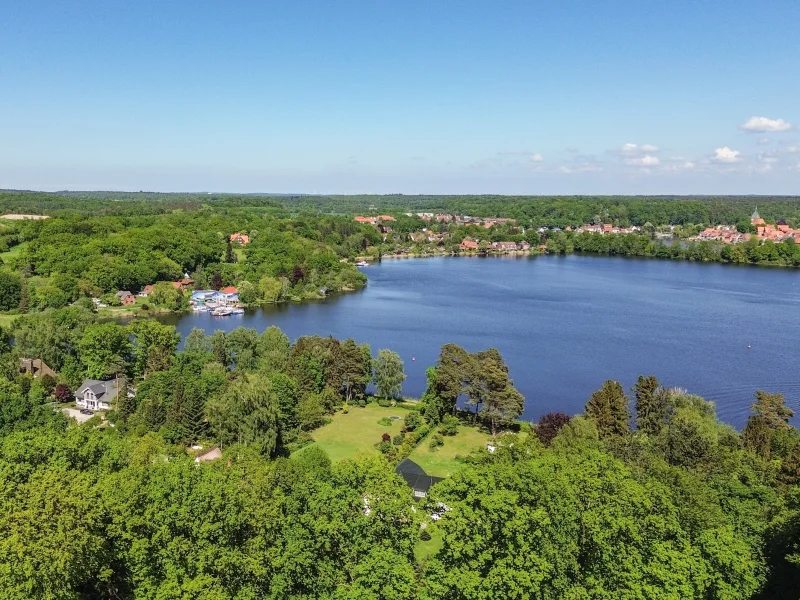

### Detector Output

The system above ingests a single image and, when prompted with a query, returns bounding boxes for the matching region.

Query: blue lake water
[156,255,800,428]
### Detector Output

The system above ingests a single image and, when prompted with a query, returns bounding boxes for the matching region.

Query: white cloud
[641,144,659,152]
[712,147,741,163]
[529,153,544,162]
[758,137,771,145]
[663,161,696,173]
[625,155,660,166]
[620,143,639,154]
[785,146,799,153]
[740,116,793,132]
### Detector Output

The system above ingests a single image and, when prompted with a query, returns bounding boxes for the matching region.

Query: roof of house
[19,358,56,377]
[116,290,134,297]
[195,447,223,462]
[76,378,127,403]
[395,459,444,494]
[220,286,238,294]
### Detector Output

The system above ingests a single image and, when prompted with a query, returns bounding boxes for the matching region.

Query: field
[408,425,491,477]
[303,403,409,462]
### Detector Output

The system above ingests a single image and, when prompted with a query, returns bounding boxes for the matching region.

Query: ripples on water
[157,256,800,428]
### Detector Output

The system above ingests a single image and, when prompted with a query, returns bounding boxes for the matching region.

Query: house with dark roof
[395,459,444,499]
[75,378,130,411]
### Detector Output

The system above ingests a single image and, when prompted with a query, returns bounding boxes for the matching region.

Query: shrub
[40,373,57,396]
[377,398,391,407]
[392,434,404,446]
[377,417,392,426]
[429,434,444,450]
[420,529,432,541]
[342,405,349,414]
[141,303,150,311]
[439,415,459,436]
[381,432,391,442]
[54,383,72,403]
[377,440,392,454]
[404,411,422,431]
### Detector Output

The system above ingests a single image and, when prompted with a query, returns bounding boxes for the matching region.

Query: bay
[154,255,800,428]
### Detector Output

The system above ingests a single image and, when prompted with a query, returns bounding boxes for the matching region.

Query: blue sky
[1,1,798,194]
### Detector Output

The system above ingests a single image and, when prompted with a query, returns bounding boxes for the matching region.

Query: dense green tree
[0,269,22,311]
[148,281,188,311]
[470,348,524,435]
[129,319,180,377]
[634,374,665,435]
[585,379,630,438]
[751,390,794,430]
[374,349,406,400]
[77,323,134,379]
[206,374,280,455]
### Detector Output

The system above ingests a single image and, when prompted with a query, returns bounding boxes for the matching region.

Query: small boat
[356,261,369,267]
[211,307,233,316]
[230,308,244,315]
[192,305,209,312]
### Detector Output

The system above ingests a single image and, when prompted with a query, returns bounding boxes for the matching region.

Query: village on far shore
[351,206,800,260]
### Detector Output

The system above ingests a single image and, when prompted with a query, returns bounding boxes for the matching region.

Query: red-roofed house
[138,284,154,297]
[173,278,195,292]
[230,233,250,245]
[378,215,396,222]
[460,239,479,251]
[220,286,238,294]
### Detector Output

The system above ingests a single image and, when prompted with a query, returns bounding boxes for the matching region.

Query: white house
[75,378,130,411]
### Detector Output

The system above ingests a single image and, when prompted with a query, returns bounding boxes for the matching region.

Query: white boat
[356,261,369,267]
[211,307,233,316]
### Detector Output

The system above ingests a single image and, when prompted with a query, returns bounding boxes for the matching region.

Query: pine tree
[634,375,665,435]
[18,276,29,314]
[585,380,630,438]
[751,390,794,430]
[182,394,207,442]
[166,379,187,442]
[742,415,772,460]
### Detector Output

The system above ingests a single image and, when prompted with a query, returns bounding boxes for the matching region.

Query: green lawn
[302,403,408,462]
[0,313,18,328]
[408,424,490,477]
[0,241,29,262]
[414,523,445,563]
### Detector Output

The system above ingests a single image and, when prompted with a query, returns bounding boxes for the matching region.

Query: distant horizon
[2,188,799,199]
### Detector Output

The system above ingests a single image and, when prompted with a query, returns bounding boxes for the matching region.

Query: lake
[155,255,800,428]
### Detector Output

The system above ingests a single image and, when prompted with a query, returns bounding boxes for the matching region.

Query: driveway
[60,407,96,424]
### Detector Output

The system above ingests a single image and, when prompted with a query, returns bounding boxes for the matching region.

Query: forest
[0,306,799,598]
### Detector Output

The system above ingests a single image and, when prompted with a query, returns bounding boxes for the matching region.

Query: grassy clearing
[0,241,29,262]
[408,424,490,478]
[303,403,408,462]
[97,297,172,319]
[414,522,445,563]
[0,314,18,328]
